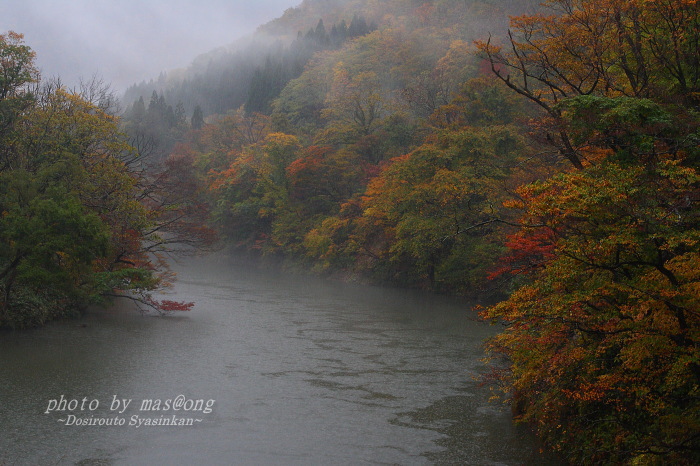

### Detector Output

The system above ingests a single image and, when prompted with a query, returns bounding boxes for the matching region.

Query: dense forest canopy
[3,0,700,463]
[477,0,700,462]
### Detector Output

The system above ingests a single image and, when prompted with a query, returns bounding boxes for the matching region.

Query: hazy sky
[3,0,301,92]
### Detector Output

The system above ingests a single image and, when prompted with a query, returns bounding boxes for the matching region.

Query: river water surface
[0,255,553,465]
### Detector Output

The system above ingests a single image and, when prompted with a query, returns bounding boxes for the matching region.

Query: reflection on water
[0,255,559,465]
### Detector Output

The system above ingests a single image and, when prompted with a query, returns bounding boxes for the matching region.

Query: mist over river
[0,255,556,465]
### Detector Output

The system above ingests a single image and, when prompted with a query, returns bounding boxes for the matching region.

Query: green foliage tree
[0,31,38,169]
[0,33,203,327]
[208,132,301,253]
[356,125,525,292]
[320,64,385,147]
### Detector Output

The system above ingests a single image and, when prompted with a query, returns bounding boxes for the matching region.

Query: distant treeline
[123,14,376,120]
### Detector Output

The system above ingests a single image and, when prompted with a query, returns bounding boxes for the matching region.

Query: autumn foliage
[476,0,700,463]
[111,0,700,461]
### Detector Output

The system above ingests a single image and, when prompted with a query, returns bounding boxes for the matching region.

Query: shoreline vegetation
[2,0,699,463]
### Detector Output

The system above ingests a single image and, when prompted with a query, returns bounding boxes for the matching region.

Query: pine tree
[191,105,204,130]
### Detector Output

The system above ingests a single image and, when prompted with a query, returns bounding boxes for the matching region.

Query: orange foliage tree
[478,1,700,462]
[477,0,700,170]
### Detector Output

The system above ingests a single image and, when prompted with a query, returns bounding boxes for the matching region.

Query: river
[0,255,556,465]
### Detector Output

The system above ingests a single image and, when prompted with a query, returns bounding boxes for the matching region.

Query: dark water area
[0,255,559,465]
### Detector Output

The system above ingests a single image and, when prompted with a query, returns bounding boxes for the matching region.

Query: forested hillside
[121,0,537,292]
